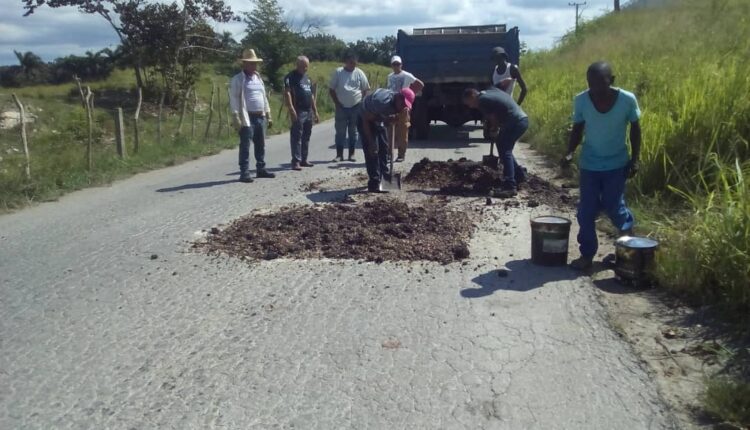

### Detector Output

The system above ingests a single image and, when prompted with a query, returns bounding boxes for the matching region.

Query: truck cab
[396,25,521,140]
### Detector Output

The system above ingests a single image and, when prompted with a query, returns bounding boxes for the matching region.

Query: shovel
[379,123,402,192]
[482,137,500,170]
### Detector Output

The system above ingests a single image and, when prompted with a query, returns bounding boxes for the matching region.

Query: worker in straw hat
[229,48,276,183]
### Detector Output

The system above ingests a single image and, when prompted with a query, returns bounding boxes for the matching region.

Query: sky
[0,0,618,66]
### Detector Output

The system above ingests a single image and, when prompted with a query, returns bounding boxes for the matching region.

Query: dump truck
[396,25,521,139]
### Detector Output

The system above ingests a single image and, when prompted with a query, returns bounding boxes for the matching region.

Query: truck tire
[412,99,430,140]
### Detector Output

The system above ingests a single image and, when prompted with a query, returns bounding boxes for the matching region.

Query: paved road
[0,121,677,429]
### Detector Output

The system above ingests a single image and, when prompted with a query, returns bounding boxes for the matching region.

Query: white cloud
[0,0,620,66]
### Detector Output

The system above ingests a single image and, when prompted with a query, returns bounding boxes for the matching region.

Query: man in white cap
[229,48,276,183]
[387,55,424,162]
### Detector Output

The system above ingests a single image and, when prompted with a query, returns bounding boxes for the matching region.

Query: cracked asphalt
[0,121,678,429]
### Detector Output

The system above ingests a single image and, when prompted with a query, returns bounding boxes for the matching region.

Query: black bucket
[530,216,572,266]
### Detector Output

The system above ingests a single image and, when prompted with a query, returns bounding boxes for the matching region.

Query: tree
[242,0,299,90]
[22,0,235,89]
[13,50,45,81]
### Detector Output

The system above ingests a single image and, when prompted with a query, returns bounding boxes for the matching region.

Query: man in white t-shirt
[329,51,370,162]
[387,55,424,162]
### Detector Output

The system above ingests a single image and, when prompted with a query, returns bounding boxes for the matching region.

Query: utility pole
[569,1,587,33]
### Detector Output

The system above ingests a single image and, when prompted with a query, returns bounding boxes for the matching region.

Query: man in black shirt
[284,56,320,170]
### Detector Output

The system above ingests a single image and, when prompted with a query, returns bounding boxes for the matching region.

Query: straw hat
[240,49,263,63]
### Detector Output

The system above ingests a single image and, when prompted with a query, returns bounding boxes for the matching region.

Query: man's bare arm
[511,65,527,105]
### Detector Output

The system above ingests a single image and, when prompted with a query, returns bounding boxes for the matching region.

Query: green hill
[522,0,748,423]
[0,61,390,210]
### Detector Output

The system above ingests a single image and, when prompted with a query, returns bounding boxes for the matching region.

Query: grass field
[520,0,749,423]
[0,61,390,211]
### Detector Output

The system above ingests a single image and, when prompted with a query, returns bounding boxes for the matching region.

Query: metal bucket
[530,216,572,266]
[614,236,659,283]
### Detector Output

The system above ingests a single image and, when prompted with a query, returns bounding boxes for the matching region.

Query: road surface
[0,121,677,429]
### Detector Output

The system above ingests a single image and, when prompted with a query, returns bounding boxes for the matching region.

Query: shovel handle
[489,139,496,157]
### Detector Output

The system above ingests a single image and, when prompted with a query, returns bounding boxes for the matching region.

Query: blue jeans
[239,114,266,174]
[290,109,312,163]
[497,117,529,187]
[357,116,389,186]
[577,167,635,258]
[335,104,360,153]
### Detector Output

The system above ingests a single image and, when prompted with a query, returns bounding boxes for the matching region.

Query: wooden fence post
[73,75,86,109]
[133,87,142,154]
[191,89,198,139]
[10,93,31,181]
[114,107,126,159]
[157,90,166,145]
[203,83,216,143]
[84,87,95,169]
[176,87,190,137]
[216,85,224,138]
[225,85,231,135]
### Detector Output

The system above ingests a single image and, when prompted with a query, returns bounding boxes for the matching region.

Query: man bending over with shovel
[358,88,415,193]
[463,87,529,198]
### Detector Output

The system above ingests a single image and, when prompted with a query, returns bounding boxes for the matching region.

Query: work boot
[347,150,356,162]
[395,156,405,163]
[291,162,302,171]
[492,183,517,199]
[570,256,594,271]
[256,169,276,178]
[300,160,314,167]
[367,179,387,193]
[602,253,616,268]
[332,148,344,162]
[515,167,528,186]
[239,173,254,183]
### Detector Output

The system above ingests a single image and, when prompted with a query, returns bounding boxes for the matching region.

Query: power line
[569,1,587,33]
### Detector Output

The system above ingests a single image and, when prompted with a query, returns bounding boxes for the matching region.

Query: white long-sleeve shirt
[229,71,271,127]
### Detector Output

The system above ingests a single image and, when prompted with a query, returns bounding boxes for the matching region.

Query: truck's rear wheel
[412,98,430,140]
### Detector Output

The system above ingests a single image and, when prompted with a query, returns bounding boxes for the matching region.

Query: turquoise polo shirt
[573,88,641,171]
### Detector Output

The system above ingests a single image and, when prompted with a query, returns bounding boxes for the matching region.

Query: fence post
[10,93,31,181]
[114,107,126,159]
[191,89,198,139]
[225,84,231,135]
[203,83,216,143]
[157,90,166,145]
[216,85,224,138]
[73,75,86,109]
[176,87,190,137]
[133,87,142,154]
[84,87,95,169]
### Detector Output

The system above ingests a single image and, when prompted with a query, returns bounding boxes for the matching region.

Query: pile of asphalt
[196,198,474,264]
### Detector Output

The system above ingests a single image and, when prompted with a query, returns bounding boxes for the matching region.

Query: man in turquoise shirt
[562,62,642,270]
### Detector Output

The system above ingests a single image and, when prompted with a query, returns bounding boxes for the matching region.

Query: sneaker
[395,157,405,163]
[347,156,356,162]
[602,253,616,268]
[332,156,344,162]
[291,162,302,171]
[256,170,276,179]
[570,256,594,271]
[300,161,314,167]
[239,175,254,183]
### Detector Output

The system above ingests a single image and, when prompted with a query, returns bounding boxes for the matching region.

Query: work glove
[625,159,640,179]
[232,113,242,131]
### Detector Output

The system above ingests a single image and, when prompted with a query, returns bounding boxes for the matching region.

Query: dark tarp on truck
[396,25,520,139]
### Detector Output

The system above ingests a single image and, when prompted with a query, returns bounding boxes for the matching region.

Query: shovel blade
[482,155,499,170]
[379,173,402,191]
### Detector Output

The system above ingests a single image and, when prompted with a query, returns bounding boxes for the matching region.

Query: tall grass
[0,61,390,211]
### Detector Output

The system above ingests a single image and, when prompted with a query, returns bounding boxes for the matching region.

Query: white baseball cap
[390,55,402,65]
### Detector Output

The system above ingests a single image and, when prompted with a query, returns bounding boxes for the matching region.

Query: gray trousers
[290,109,313,163]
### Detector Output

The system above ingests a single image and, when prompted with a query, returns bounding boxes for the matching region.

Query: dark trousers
[290,110,313,163]
[357,116,389,186]
[497,117,529,187]
[239,114,266,174]
[577,167,635,258]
